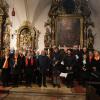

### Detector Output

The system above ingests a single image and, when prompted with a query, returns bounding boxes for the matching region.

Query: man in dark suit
[37,50,50,87]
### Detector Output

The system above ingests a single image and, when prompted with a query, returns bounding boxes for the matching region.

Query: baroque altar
[17,21,40,50]
[0,0,10,52]
[44,0,94,49]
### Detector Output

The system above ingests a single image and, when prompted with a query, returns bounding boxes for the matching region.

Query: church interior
[0,0,100,100]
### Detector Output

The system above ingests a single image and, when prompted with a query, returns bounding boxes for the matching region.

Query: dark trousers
[32,70,37,83]
[25,67,33,86]
[38,71,46,86]
[52,70,60,86]
[2,68,10,86]
[65,73,74,86]
[12,67,20,86]
[12,74,19,86]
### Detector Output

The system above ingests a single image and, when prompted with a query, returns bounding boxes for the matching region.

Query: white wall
[92,15,100,51]
[34,5,50,51]
[89,0,100,50]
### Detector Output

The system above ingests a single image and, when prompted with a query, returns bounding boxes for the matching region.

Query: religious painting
[56,15,83,47]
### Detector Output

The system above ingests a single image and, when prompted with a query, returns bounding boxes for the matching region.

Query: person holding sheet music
[52,47,62,88]
[63,49,76,87]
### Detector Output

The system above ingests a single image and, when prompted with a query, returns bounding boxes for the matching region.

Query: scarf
[89,56,93,62]
[14,55,18,66]
[26,57,33,66]
[3,57,8,69]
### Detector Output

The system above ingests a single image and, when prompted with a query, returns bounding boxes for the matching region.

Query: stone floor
[0,84,86,100]
[1,82,100,100]
[0,82,100,100]
[2,93,85,100]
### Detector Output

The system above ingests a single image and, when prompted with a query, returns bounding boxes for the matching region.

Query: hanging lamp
[12,8,15,16]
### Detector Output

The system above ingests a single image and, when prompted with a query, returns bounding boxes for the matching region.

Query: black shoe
[58,85,61,88]
[3,84,6,87]
[28,84,32,87]
[38,84,41,87]
[43,84,47,87]
[3,83,9,87]
[53,84,56,88]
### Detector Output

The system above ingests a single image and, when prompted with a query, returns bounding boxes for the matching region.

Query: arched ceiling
[6,0,51,30]
[5,0,100,29]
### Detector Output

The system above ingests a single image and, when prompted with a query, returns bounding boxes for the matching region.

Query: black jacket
[37,55,50,73]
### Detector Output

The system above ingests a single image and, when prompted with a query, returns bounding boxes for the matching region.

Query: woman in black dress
[2,51,10,87]
[25,52,34,86]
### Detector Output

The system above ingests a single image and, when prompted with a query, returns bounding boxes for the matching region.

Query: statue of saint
[87,29,94,50]
[49,0,60,16]
[44,27,51,48]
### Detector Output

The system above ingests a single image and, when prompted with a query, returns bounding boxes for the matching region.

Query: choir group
[0,45,100,88]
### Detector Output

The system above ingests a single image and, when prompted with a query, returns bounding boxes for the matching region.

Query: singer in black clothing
[2,52,10,87]
[63,49,76,87]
